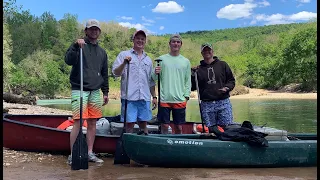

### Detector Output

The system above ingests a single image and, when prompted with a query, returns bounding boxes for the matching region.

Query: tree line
[3,0,317,98]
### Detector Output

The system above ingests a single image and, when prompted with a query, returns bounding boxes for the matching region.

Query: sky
[15,0,317,35]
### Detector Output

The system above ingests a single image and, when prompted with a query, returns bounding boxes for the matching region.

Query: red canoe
[3,114,195,154]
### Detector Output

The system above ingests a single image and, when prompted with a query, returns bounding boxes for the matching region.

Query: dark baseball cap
[201,42,213,52]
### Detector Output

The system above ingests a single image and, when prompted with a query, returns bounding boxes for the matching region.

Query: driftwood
[3,92,37,105]
[3,108,9,114]
[3,107,28,114]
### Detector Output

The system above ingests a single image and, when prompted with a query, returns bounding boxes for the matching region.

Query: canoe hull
[3,114,194,153]
[123,134,317,167]
[3,117,119,154]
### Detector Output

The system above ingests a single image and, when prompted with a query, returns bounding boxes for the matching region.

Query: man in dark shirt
[191,42,235,133]
[65,19,109,165]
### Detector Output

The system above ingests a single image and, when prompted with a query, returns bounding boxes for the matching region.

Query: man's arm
[184,61,192,99]
[224,63,235,91]
[65,43,80,65]
[101,52,109,96]
[112,52,127,77]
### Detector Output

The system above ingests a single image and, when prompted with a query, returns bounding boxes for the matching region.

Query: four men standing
[65,19,235,165]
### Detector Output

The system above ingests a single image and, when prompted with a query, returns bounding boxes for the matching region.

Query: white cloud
[142,16,155,23]
[265,20,294,25]
[155,17,165,20]
[250,20,257,25]
[252,11,316,25]
[217,0,271,20]
[159,26,165,30]
[217,3,257,20]
[258,0,270,7]
[296,0,311,3]
[265,13,287,22]
[118,22,155,34]
[288,11,317,21]
[143,23,153,26]
[120,16,133,20]
[152,1,184,14]
[118,22,146,30]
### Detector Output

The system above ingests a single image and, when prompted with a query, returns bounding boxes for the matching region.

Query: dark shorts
[157,106,186,125]
[200,98,233,127]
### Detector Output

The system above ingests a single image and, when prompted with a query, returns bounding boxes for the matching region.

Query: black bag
[216,121,269,147]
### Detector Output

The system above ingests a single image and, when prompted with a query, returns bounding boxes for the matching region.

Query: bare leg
[126,122,135,133]
[70,119,80,152]
[86,118,97,154]
[161,124,170,134]
[137,121,148,134]
[174,125,183,134]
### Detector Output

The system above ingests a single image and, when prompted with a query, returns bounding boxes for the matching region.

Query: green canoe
[122,133,317,167]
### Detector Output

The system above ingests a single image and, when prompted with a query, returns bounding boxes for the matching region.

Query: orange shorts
[159,101,187,109]
[71,90,103,120]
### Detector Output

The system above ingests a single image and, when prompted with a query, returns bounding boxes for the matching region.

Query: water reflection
[41,99,317,133]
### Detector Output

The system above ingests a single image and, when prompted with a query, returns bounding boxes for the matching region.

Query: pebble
[4,163,11,166]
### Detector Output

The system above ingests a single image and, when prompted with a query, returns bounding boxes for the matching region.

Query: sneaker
[67,154,72,165]
[88,152,104,163]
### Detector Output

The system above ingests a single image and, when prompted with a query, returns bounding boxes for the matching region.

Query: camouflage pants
[200,98,233,127]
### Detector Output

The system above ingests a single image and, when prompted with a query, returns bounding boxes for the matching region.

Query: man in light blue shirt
[112,30,157,135]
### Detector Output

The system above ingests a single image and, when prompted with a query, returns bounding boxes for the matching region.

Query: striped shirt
[112,49,155,101]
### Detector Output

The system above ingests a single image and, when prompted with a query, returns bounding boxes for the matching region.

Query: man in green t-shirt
[152,34,191,134]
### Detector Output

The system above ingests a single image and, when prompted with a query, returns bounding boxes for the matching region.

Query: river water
[3,153,317,180]
[4,99,317,179]
[38,99,317,133]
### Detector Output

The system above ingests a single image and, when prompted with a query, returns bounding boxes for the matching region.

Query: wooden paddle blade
[71,130,88,170]
[113,134,130,164]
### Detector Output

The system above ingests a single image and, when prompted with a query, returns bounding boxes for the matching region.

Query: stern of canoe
[123,134,317,167]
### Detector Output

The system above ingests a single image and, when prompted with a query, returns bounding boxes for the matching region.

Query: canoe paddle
[71,47,89,170]
[155,59,162,133]
[194,70,205,133]
[114,59,131,165]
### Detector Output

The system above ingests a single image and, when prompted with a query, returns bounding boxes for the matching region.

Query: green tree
[3,23,15,92]
[11,50,67,97]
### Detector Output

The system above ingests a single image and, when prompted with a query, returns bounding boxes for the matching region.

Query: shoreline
[190,88,317,100]
[229,88,317,99]
[3,89,316,115]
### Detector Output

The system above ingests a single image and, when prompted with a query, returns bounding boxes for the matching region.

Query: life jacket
[196,124,224,133]
[57,119,88,130]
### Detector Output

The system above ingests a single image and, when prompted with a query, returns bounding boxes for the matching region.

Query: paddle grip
[155,59,162,106]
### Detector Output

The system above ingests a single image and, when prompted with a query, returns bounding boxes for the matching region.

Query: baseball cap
[85,19,101,30]
[201,42,213,52]
[132,30,147,40]
[169,34,182,42]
